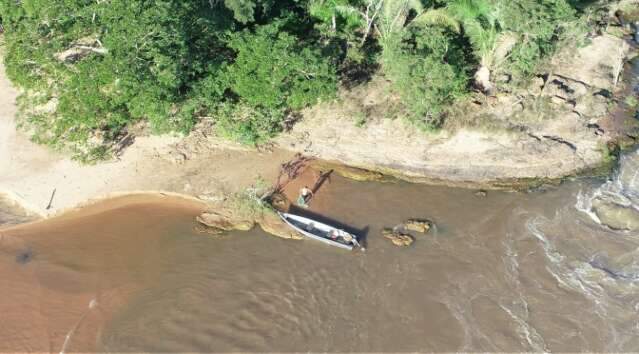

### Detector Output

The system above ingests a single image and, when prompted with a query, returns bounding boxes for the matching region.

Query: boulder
[592,198,639,231]
[258,212,303,240]
[403,219,432,233]
[268,192,290,212]
[382,229,414,247]
[529,76,546,96]
[474,190,488,197]
[196,211,254,232]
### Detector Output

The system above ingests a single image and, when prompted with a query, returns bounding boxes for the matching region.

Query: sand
[1,32,635,218]
[0,48,293,218]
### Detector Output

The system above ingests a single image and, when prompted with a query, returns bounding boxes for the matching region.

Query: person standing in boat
[297,186,313,208]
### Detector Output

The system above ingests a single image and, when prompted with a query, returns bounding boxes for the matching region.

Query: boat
[278,212,360,250]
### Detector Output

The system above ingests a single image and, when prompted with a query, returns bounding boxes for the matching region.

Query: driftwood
[305,169,333,204]
[46,188,56,210]
[273,153,314,193]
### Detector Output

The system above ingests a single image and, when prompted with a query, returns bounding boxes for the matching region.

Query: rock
[382,229,414,247]
[592,198,639,231]
[196,211,254,232]
[54,36,107,63]
[192,224,224,236]
[268,192,289,212]
[167,149,187,164]
[474,65,492,93]
[550,95,567,105]
[570,81,589,98]
[529,76,545,96]
[496,73,511,84]
[258,212,303,240]
[403,219,432,233]
[474,190,488,197]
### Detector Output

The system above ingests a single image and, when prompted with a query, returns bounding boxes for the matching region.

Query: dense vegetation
[0,0,593,160]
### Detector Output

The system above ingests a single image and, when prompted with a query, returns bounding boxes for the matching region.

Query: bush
[0,0,602,156]
[222,23,337,144]
[381,27,471,128]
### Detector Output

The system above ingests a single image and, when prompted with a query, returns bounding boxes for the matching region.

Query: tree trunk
[474,65,492,94]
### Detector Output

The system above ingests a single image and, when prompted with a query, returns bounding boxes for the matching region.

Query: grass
[353,111,367,128]
[625,95,638,108]
[228,177,275,219]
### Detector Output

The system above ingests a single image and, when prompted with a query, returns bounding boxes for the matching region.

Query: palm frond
[407,0,425,14]
[411,8,460,33]
[492,31,518,67]
[334,4,361,18]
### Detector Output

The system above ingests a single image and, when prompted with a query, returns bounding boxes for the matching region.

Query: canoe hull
[278,212,357,250]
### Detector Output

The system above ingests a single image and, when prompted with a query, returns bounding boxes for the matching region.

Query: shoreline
[1,36,638,220]
[0,191,208,230]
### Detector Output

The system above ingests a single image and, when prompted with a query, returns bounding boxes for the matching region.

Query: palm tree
[325,0,459,47]
[446,0,516,93]
[375,0,459,46]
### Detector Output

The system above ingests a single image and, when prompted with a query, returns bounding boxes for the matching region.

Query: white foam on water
[525,209,639,351]
[59,298,98,354]
[498,301,548,353]
[500,233,550,352]
[575,150,639,226]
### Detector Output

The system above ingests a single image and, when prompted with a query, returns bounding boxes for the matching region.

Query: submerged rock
[592,198,639,231]
[15,249,33,264]
[196,206,303,240]
[474,190,488,197]
[196,211,255,232]
[192,224,224,236]
[403,219,432,233]
[258,212,303,240]
[382,229,414,247]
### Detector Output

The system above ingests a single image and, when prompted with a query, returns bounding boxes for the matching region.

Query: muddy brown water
[1,163,639,352]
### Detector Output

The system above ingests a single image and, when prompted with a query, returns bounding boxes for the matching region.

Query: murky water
[2,156,639,352]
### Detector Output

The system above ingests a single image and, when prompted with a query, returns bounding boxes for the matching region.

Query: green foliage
[2,0,234,159]
[353,111,367,127]
[626,95,639,109]
[382,26,470,127]
[493,0,580,78]
[224,0,258,23]
[230,177,273,219]
[0,0,602,156]
[221,23,337,144]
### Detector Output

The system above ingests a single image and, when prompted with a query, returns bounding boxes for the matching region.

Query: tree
[382,25,470,127]
[445,0,509,93]
[444,0,579,90]
[375,0,459,47]
[221,23,337,144]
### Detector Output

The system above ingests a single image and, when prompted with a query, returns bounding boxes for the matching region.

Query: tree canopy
[0,0,591,160]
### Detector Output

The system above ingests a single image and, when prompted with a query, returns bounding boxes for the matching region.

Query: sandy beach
[0,48,295,218]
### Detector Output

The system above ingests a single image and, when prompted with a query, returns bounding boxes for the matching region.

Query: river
[1,151,639,352]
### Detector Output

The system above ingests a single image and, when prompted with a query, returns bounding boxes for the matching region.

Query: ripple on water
[3,179,639,352]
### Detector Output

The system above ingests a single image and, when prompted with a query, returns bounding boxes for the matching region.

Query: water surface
[1,162,639,352]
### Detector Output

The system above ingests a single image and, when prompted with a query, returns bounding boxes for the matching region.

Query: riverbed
[2,157,639,352]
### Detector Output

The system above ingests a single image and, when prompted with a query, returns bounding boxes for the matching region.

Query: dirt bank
[276,34,638,187]
[1,34,638,220]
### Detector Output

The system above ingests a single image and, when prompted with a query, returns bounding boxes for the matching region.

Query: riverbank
[3,158,639,352]
[0,46,294,217]
[1,32,638,220]
[277,34,639,186]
